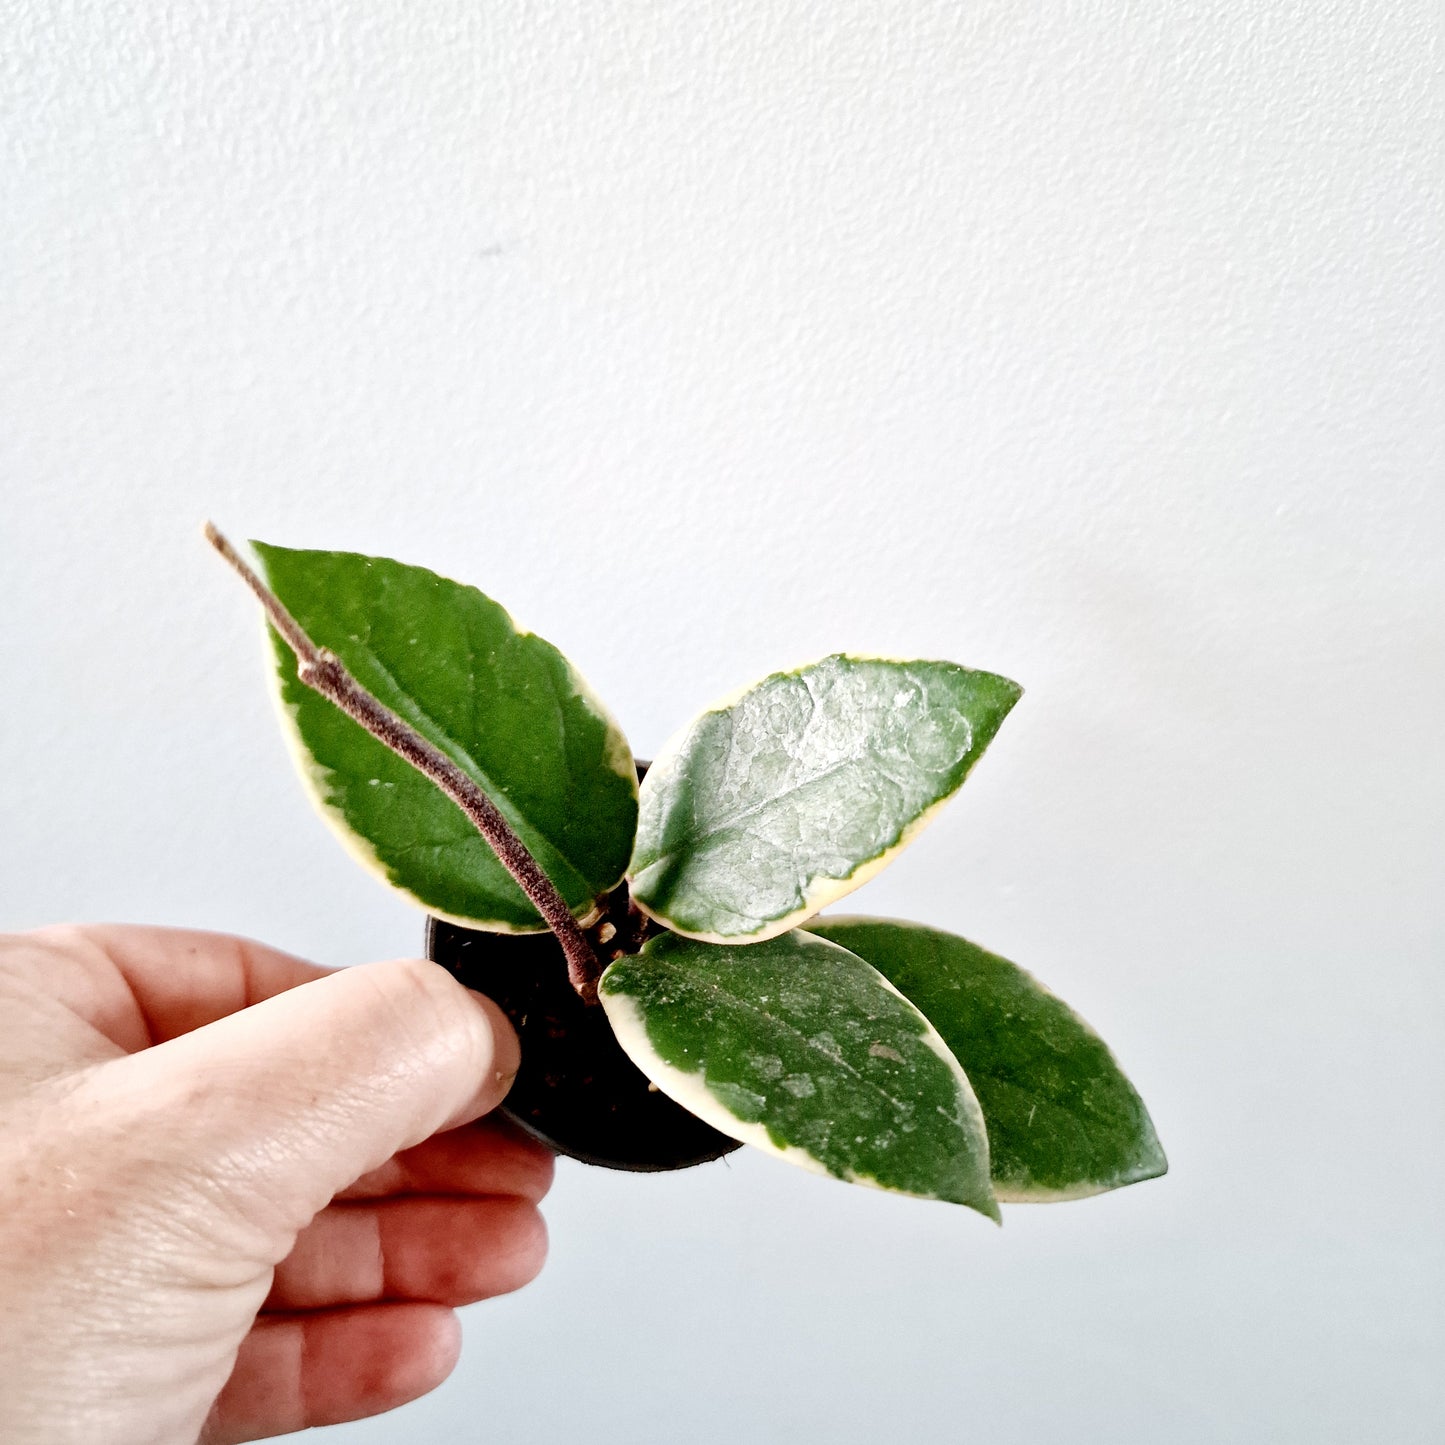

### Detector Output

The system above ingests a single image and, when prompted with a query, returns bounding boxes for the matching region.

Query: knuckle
[481,1198,549,1292]
[369,956,469,1023]
[528,1149,557,1201]
[358,958,495,1072]
[512,1202,549,1285]
[20,922,106,967]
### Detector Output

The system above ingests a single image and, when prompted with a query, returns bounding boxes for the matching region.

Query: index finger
[17,922,334,1054]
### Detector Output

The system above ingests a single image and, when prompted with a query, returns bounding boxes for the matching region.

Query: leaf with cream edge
[252,542,638,931]
[806,918,1168,1201]
[627,654,1022,942]
[599,929,1000,1219]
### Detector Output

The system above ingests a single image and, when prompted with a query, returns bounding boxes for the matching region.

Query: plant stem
[203,522,605,1005]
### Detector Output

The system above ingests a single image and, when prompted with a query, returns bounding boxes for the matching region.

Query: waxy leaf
[253,543,638,930]
[806,918,1167,1201]
[599,929,999,1218]
[628,655,1021,941]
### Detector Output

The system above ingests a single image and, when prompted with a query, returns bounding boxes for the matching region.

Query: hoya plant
[207,526,1165,1223]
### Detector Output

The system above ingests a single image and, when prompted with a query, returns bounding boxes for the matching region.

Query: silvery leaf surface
[628,655,1020,941]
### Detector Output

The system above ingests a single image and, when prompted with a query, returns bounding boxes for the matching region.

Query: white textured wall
[3,3,1441,1442]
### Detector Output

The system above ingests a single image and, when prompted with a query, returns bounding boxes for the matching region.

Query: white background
[3,3,1441,1441]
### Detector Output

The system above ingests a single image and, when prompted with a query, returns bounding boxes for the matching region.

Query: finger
[200,1303,460,1445]
[20,923,332,1054]
[104,959,522,1243]
[265,1195,547,1310]
[339,1116,554,1203]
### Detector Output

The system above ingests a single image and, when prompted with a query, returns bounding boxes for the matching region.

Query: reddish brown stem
[203,522,604,1004]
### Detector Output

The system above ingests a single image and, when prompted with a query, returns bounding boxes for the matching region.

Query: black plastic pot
[424,763,741,1172]
[426,915,741,1170]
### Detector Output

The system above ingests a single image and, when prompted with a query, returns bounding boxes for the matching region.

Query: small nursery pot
[425,761,740,1171]
[426,913,741,1170]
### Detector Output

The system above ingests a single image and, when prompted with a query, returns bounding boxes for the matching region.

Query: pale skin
[0,924,554,1444]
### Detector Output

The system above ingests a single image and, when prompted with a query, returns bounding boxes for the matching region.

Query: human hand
[0,924,553,1444]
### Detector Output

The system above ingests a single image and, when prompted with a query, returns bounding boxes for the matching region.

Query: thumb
[101,957,520,1243]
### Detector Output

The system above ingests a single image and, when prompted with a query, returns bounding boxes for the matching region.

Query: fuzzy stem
[203,522,604,1004]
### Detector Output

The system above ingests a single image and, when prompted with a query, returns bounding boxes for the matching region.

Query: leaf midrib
[349,639,592,893]
[642,659,963,871]
[645,744,936,871]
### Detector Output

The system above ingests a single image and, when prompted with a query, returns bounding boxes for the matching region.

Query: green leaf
[806,917,1167,1201]
[253,542,638,930]
[599,929,999,1218]
[628,654,1021,942]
